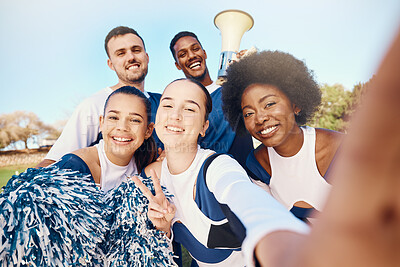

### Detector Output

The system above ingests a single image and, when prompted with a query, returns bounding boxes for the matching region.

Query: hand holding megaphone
[214,10,254,84]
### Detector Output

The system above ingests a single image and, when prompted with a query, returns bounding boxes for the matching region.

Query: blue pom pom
[0,166,108,266]
[102,177,176,266]
[1,168,176,266]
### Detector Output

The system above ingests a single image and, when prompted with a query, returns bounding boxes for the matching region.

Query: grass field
[0,164,34,189]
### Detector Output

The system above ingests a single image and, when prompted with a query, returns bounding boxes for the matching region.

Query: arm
[205,155,309,266]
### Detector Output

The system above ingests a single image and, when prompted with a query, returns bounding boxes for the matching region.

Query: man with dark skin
[169,31,254,168]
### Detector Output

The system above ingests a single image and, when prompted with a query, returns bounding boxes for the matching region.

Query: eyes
[162,103,196,113]
[115,47,143,57]
[243,102,276,118]
[106,114,142,124]
[177,45,201,58]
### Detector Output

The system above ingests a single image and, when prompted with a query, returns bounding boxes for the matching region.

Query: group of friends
[5,25,400,266]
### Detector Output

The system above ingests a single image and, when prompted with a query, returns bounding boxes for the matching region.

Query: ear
[107,58,115,71]
[175,61,182,70]
[293,104,301,116]
[204,49,208,60]
[200,120,210,137]
[146,52,149,64]
[99,115,105,131]
[145,122,154,139]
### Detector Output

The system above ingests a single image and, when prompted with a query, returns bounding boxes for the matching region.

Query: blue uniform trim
[172,153,245,264]
[173,223,233,264]
[54,154,93,183]
[147,92,163,150]
[198,88,235,153]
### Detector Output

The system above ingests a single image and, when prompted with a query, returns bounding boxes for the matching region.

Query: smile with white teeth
[113,137,133,142]
[189,62,201,69]
[166,126,184,132]
[260,126,278,135]
[127,65,139,70]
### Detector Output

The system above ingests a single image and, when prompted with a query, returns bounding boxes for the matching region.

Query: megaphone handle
[218,51,237,78]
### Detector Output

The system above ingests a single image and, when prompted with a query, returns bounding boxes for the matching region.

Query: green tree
[309,83,352,132]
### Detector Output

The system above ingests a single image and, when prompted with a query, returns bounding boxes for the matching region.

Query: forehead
[163,80,206,106]
[242,83,290,102]
[106,93,147,114]
[107,33,144,52]
[174,36,201,53]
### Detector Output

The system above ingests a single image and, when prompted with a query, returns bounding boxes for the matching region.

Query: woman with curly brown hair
[221,50,343,222]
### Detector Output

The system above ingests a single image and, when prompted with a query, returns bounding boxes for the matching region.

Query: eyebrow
[242,94,276,110]
[161,97,201,109]
[107,110,144,118]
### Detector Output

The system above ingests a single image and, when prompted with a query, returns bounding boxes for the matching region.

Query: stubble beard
[119,66,148,86]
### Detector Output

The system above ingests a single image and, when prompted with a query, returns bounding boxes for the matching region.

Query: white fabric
[161,146,309,267]
[95,139,137,193]
[205,81,220,94]
[268,126,331,211]
[46,87,113,161]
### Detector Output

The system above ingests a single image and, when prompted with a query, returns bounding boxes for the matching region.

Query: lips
[165,125,184,133]
[257,125,279,137]
[112,136,133,142]
[126,63,140,70]
[188,61,201,69]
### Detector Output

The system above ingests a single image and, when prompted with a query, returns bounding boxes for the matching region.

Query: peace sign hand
[131,169,175,237]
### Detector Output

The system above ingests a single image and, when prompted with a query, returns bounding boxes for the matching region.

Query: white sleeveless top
[95,139,138,193]
[268,126,331,211]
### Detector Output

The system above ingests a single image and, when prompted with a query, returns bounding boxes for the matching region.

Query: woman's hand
[131,169,175,237]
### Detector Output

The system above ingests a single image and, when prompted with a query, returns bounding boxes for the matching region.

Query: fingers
[130,175,155,201]
[156,149,166,161]
[149,169,164,196]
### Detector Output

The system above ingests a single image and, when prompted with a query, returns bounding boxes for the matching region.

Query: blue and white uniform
[55,139,137,193]
[246,126,331,220]
[201,82,253,169]
[46,88,162,162]
[159,146,309,266]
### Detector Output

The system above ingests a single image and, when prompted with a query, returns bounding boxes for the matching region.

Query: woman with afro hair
[222,50,343,222]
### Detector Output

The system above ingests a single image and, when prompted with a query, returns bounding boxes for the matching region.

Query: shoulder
[76,88,111,109]
[143,160,162,178]
[72,147,101,176]
[315,128,343,152]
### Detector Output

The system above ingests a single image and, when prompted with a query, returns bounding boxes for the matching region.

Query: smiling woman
[0,86,178,266]
[221,50,343,222]
[55,85,157,192]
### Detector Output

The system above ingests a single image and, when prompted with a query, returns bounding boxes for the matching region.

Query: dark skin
[255,28,400,267]
[242,83,343,209]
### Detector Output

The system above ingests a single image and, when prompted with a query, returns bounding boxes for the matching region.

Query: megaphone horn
[214,9,254,83]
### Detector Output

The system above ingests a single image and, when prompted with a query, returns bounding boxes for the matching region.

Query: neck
[189,68,213,87]
[273,126,304,157]
[164,143,198,175]
[111,80,145,92]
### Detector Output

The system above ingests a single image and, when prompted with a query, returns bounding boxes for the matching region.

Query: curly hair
[222,50,321,135]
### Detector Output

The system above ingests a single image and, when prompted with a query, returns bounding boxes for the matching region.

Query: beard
[188,68,207,82]
[118,66,148,84]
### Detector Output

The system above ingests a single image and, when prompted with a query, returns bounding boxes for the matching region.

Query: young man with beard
[169,31,254,168]
[37,26,162,168]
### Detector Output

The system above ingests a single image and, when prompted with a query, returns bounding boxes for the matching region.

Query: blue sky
[1,0,399,126]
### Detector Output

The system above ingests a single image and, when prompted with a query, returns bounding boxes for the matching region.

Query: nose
[126,50,136,61]
[188,49,197,59]
[255,111,269,124]
[116,118,130,131]
[170,108,182,121]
